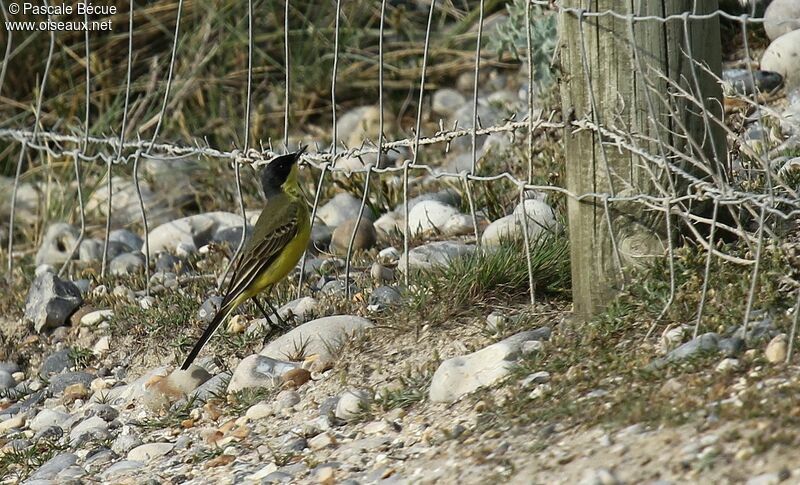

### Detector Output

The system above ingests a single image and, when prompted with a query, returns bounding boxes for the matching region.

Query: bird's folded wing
[221,211,299,307]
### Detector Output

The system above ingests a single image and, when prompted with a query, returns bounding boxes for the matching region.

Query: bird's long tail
[180,301,237,370]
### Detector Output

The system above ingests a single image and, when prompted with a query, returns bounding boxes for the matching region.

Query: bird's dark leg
[253,297,289,331]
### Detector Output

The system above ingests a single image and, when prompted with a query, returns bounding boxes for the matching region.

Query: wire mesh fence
[1,1,799,356]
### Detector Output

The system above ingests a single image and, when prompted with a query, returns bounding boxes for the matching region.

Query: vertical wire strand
[330,0,342,163]
[525,0,534,184]
[7,4,54,276]
[102,0,135,279]
[0,0,13,97]
[283,0,291,151]
[377,0,387,169]
[693,197,718,338]
[787,290,800,364]
[344,166,372,300]
[519,185,535,306]
[469,0,484,175]
[59,11,91,277]
[404,0,436,285]
[297,163,329,297]
[136,0,185,297]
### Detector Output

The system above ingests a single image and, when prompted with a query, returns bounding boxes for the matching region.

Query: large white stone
[143,212,246,254]
[86,176,176,229]
[407,200,463,236]
[765,0,800,40]
[481,199,559,248]
[761,29,800,89]
[227,354,299,393]
[429,329,550,403]
[316,193,372,228]
[397,241,475,272]
[127,442,174,462]
[260,315,374,366]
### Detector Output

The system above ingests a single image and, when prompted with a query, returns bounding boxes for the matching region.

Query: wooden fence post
[559,1,726,319]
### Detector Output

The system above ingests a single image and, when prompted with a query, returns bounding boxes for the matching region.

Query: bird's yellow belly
[243,218,311,300]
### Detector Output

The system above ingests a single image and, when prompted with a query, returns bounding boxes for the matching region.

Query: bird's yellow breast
[243,204,311,300]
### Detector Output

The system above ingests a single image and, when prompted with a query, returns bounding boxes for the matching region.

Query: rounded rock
[761,29,800,89]
[330,218,378,255]
[765,0,800,40]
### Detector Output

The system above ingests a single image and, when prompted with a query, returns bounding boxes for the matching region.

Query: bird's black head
[260,147,306,197]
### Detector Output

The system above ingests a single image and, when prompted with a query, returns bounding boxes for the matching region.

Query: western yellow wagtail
[181,148,310,370]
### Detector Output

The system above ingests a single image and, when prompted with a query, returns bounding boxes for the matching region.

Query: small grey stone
[0,361,20,374]
[261,471,294,483]
[335,389,371,421]
[718,337,745,357]
[310,223,333,253]
[369,286,402,309]
[0,370,15,390]
[28,453,78,480]
[155,253,184,273]
[723,69,784,96]
[112,433,143,455]
[34,425,64,440]
[24,272,83,333]
[275,389,301,410]
[317,193,372,228]
[0,391,44,420]
[79,238,128,263]
[281,436,308,453]
[72,279,91,296]
[41,349,73,376]
[30,408,72,431]
[180,371,231,404]
[100,460,145,479]
[109,252,146,276]
[49,371,93,395]
[330,218,377,255]
[320,279,360,297]
[432,88,467,117]
[666,333,720,362]
[398,241,475,272]
[520,371,551,387]
[198,296,223,323]
[87,404,119,422]
[35,223,80,266]
[69,416,108,444]
[109,229,143,252]
[370,262,394,283]
[214,225,249,248]
[319,396,340,418]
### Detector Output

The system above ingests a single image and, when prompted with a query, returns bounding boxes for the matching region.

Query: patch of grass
[225,386,280,416]
[68,347,94,369]
[0,437,66,482]
[404,236,570,326]
[477,242,799,444]
[375,369,433,411]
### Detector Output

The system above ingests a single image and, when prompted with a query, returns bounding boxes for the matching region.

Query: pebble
[227,355,299,393]
[335,389,372,421]
[69,416,107,444]
[370,262,395,283]
[246,402,274,420]
[330,218,378,255]
[50,372,94,395]
[27,453,78,481]
[764,0,800,40]
[109,252,146,276]
[765,334,788,363]
[34,223,80,266]
[24,272,83,333]
[80,309,114,326]
[761,29,800,89]
[715,358,740,372]
[0,370,15,390]
[429,328,550,403]
[275,389,301,410]
[309,432,337,450]
[127,442,175,462]
[260,315,374,368]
